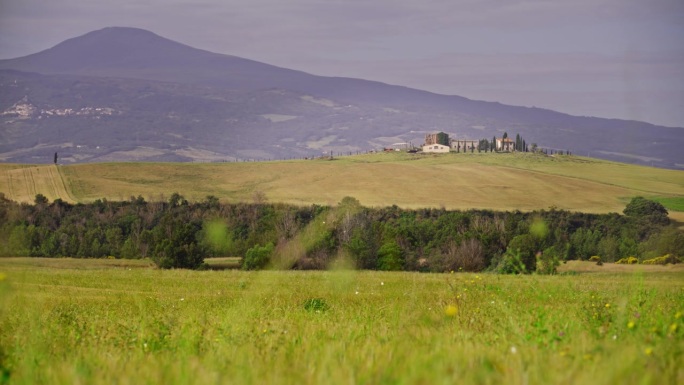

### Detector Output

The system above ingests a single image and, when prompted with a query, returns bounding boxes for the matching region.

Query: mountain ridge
[0,27,682,168]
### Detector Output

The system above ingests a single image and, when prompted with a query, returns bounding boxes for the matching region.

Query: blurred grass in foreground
[0,258,682,385]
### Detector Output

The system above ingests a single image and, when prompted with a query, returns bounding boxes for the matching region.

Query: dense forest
[0,193,681,273]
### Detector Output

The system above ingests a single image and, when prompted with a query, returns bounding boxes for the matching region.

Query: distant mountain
[0,27,682,168]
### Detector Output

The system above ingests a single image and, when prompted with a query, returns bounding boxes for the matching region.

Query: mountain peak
[57,26,178,49]
[0,26,310,90]
[0,26,212,74]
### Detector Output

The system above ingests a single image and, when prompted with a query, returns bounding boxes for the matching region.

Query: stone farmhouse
[451,139,478,152]
[495,137,515,151]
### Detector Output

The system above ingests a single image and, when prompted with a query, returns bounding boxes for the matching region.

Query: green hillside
[1,153,683,215]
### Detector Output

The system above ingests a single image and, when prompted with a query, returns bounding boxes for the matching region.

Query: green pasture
[1,152,683,214]
[0,258,682,384]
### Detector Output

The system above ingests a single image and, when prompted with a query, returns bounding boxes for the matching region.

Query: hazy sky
[1,0,683,127]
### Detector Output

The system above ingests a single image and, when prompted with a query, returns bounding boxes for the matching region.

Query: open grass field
[1,153,683,214]
[0,164,75,204]
[0,257,682,384]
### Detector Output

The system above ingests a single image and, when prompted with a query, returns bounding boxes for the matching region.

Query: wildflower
[510,346,517,354]
[0,272,6,281]
[612,335,617,340]
[180,298,185,301]
[676,312,682,320]
[644,347,653,356]
[583,354,592,360]
[445,305,458,317]
[627,321,635,329]
[355,291,359,295]
[669,323,678,333]
[605,303,611,308]
[380,282,384,286]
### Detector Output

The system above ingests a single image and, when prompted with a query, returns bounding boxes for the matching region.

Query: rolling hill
[1,153,683,222]
[0,27,682,168]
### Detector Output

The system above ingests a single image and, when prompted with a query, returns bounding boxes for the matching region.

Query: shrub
[242,242,274,270]
[642,254,680,265]
[496,250,527,274]
[537,246,560,275]
[615,256,639,265]
[589,256,602,262]
[439,239,485,272]
[303,298,329,312]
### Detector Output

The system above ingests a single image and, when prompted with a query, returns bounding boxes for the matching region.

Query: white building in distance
[422,144,451,153]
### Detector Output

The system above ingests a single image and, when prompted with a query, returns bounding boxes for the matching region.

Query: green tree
[168,192,188,208]
[506,234,538,272]
[623,197,669,226]
[34,194,48,206]
[151,218,205,269]
[377,240,404,271]
[436,132,450,146]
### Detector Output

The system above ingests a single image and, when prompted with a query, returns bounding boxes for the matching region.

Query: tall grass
[0,258,682,384]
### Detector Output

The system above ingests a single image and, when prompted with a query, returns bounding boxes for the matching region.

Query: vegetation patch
[642,254,681,265]
[652,196,684,212]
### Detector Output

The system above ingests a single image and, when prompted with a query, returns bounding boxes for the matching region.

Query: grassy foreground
[0,258,682,384]
[1,152,683,213]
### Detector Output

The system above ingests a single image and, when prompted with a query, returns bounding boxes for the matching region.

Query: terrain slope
[1,153,682,215]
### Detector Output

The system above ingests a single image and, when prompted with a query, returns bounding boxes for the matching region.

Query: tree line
[0,193,680,273]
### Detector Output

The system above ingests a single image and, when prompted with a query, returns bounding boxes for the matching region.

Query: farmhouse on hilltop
[422,131,527,153]
[423,131,478,153]
[496,137,515,151]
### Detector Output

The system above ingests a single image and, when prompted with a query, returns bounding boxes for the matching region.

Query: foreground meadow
[0,258,682,385]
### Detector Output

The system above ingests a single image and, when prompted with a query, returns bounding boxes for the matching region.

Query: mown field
[0,258,682,384]
[1,153,683,215]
